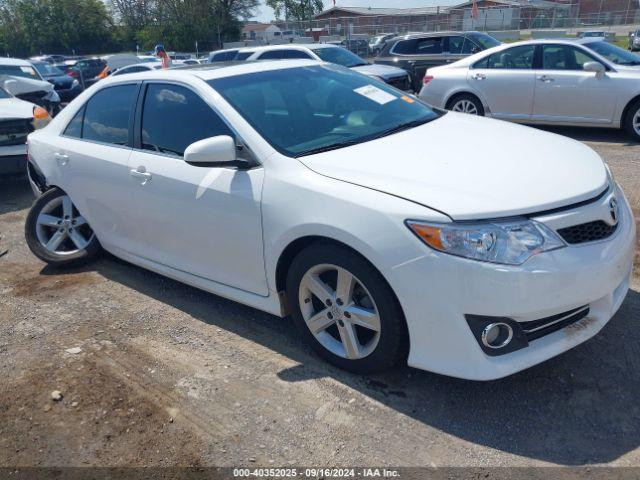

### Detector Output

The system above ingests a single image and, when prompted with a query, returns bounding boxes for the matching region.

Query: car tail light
[423,75,434,85]
[67,70,78,78]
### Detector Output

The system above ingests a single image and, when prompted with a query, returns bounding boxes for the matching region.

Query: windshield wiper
[295,139,362,157]
[370,118,435,140]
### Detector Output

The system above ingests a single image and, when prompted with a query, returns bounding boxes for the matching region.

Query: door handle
[129,167,152,184]
[539,75,554,83]
[472,73,486,80]
[54,152,69,166]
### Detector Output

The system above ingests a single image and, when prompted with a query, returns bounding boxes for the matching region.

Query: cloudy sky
[250,0,461,22]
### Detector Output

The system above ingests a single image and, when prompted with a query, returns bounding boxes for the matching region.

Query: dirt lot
[1,126,639,469]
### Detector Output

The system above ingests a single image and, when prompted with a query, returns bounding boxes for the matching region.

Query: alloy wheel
[298,263,381,360]
[633,108,640,137]
[35,195,94,256]
[451,99,479,115]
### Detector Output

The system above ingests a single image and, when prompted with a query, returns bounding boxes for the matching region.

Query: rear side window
[283,50,312,59]
[82,84,137,145]
[258,50,284,60]
[474,45,535,69]
[392,37,444,55]
[140,83,233,157]
[64,107,84,138]
[234,51,253,60]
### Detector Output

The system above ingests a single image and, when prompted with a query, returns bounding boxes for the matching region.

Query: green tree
[0,0,114,56]
[266,0,323,23]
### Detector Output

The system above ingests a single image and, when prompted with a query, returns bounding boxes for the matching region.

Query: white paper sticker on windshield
[354,85,397,105]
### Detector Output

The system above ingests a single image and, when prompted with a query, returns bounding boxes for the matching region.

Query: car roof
[390,31,486,41]
[238,44,337,53]
[98,59,323,84]
[0,57,34,66]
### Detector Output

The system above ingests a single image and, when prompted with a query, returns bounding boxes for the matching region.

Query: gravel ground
[0,126,639,469]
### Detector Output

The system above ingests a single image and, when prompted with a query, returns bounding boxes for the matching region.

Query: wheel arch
[274,235,407,328]
[620,94,640,127]
[444,90,485,111]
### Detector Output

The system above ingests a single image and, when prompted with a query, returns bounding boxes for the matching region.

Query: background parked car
[111,63,163,75]
[375,31,501,92]
[29,54,66,64]
[208,48,241,63]
[0,57,61,114]
[418,38,640,140]
[0,85,50,175]
[369,33,397,56]
[59,58,107,88]
[31,60,82,102]
[236,44,412,91]
[628,28,640,51]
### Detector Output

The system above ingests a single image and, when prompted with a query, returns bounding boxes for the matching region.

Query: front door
[127,82,267,296]
[532,44,617,124]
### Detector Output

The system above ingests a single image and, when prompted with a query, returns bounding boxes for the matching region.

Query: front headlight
[407,219,565,265]
[32,106,51,130]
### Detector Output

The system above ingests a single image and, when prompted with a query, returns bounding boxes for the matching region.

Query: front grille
[520,305,590,341]
[557,220,617,244]
[0,119,33,146]
[386,75,410,91]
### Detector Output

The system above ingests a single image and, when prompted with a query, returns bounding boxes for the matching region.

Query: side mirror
[584,61,605,76]
[184,135,251,169]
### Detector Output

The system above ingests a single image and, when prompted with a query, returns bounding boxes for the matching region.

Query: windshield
[313,47,368,67]
[0,87,11,99]
[0,64,41,80]
[467,33,501,49]
[209,64,440,157]
[33,62,64,76]
[585,40,640,65]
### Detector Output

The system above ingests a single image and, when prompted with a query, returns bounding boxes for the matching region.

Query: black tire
[446,93,485,116]
[286,242,408,374]
[25,187,101,267]
[623,99,640,142]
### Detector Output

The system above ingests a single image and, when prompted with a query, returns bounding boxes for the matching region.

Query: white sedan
[419,38,640,140]
[24,60,635,380]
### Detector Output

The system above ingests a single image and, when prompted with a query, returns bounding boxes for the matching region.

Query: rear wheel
[25,187,101,266]
[447,93,485,116]
[623,99,640,141]
[286,243,408,374]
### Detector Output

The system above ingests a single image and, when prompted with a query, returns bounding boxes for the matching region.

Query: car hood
[0,96,35,119]
[298,113,608,220]
[0,75,54,96]
[351,63,408,79]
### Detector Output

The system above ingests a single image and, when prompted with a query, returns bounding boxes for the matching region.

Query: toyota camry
[24,60,635,380]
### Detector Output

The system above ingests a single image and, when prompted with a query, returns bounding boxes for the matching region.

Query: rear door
[468,44,536,121]
[53,83,145,253]
[532,44,617,124]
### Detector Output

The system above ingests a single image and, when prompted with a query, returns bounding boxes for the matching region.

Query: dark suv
[375,31,501,92]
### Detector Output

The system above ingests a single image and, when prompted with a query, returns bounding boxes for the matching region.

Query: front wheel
[447,93,485,116]
[25,187,101,266]
[623,99,640,142]
[286,243,408,374]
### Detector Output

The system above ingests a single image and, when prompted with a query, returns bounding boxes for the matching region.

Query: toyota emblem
[609,198,619,224]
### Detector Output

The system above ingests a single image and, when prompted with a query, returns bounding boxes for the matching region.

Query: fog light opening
[481,322,513,349]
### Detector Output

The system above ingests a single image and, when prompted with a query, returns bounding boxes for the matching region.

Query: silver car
[419,38,640,140]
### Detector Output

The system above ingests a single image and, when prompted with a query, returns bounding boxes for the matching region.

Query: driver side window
[541,45,601,70]
[140,83,233,158]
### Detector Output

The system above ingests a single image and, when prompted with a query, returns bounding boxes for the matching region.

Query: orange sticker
[401,95,415,104]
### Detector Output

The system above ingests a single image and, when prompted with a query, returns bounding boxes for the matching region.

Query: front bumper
[0,144,27,175]
[387,185,636,380]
